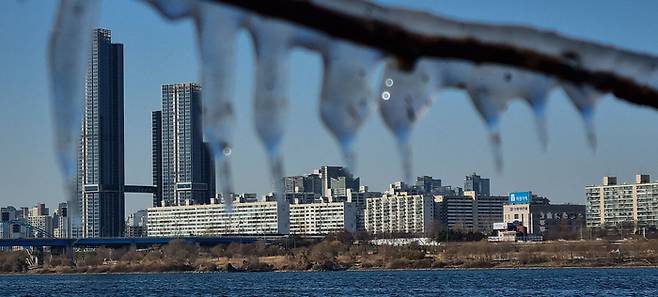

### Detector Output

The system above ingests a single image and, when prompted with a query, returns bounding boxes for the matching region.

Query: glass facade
[158,83,215,206]
[78,28,125,238]
[152,111,162,207]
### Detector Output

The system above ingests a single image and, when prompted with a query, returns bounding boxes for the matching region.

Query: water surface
[2,268,657,296]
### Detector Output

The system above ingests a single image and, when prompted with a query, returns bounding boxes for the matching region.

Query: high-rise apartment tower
[154,83,215,206]
[78,28,125,238]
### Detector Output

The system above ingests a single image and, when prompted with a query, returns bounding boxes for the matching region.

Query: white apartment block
[586,175,658,228]
[147,201,289,236]
[364,193,434,234]
[289,202,356,234]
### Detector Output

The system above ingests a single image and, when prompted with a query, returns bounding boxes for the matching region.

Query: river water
[2,268,657,296]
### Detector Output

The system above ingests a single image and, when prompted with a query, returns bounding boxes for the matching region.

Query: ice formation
[47,0,658,212]
[379,59,437,183]
[49,0,100,233]
[319,41,382,173]
[463,65,558,169]
[562,83,603,151]
[192,2,245,210]
[247,16,294,197]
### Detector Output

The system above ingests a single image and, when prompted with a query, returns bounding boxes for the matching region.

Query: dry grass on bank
[3,237,658,274]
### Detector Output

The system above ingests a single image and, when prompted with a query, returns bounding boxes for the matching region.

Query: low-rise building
[147,200,289,236]
[289,202,356,234]
[365,192,434,234]
[503,191,585,238]
[586,175,658,229]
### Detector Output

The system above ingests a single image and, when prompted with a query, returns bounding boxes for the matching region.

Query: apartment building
[364,192,434,234]
[586,175,658,228]
[289,202,356,234]
[147,200,289,236]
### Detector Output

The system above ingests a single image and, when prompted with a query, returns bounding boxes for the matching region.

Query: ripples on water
[2,268,658,296]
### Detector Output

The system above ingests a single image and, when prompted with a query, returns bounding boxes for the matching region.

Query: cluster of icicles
[50,0,605,215]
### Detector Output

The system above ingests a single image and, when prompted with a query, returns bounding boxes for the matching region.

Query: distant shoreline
[3,238,658,275]
[2,266,658,277]
[2,263,658,276]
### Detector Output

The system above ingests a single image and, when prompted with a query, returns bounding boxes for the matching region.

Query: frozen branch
[210,0,658,109]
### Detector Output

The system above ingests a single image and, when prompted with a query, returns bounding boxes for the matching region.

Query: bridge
[1,219,289,249]
[0,235,285,248]
[0,236,289,268]
[124,185,157,194]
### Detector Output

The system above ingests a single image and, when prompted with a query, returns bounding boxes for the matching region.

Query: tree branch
[211,0,658,109]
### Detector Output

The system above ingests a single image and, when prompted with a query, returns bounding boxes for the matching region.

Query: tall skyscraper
[464,172,490,197]
[154,83,215,207]
[78,28,125,238]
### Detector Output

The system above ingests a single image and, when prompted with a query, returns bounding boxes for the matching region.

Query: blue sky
[1,0,657,214]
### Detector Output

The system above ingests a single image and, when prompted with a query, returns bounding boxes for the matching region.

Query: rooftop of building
[586,174,658,188]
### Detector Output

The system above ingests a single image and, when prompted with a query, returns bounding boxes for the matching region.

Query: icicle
[248,16,293,199]
[515,72,555,151]
[464,66,514,172]
[193,2,244,211]
[473,66,555,151]
[144,0,196,20]
[379,59,437,183]
[562,83,603,151]
[49,0,99,236]
[466,86,506,172]
[460,64,557,170]
[320,41,382,173]
[438,61,556,152]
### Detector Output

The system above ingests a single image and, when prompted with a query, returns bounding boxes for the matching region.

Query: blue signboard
[509,191,531,204]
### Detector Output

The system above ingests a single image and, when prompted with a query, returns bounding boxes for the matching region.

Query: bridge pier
[64,244,75,265]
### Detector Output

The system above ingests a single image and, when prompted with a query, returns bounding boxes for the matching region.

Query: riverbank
[5,264,658,276]
[25,258,658,275]
[2,237,658,274]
